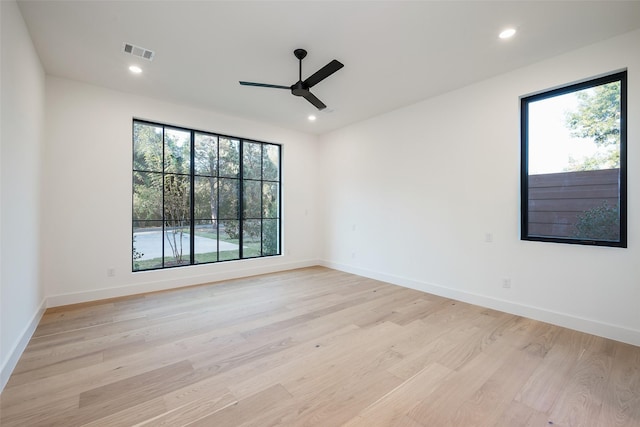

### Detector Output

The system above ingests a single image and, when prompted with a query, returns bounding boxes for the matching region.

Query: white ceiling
[16,0,640,135]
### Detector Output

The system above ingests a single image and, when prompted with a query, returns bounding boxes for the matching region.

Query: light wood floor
[1,267,639,426]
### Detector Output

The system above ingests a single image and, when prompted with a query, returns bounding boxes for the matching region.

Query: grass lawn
[133,228,269,271]
[133,246,263,271]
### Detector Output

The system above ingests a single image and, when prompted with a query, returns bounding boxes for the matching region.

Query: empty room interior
[2,1,640,425]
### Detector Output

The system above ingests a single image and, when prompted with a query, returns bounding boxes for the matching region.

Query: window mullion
[260,144,264,256]
[190,131,195,265]
[216,136,220,262]
[238,140,244,259]
[161,125,166,268]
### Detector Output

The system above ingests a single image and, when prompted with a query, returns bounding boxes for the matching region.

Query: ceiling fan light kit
[240,49,344,110]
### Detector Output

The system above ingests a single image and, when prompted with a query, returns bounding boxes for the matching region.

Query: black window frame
[132,119,282,271]
[520,71,627,248]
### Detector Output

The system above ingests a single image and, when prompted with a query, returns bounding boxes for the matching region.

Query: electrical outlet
[502,278,511,289]
[107,268,115,277]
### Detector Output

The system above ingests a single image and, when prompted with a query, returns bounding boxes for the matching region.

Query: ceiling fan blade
[303,60,344,88]
[302,91,327,110]
[239,81,290,90]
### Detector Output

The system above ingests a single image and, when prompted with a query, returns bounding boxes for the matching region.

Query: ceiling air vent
[122,43,155,61]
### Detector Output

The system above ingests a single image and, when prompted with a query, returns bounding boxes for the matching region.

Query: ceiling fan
[239,49,344,110]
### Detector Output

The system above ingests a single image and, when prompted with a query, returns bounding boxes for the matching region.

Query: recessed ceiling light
[499,28,516,39]
[308,115,317,121]
[129,65,142,74]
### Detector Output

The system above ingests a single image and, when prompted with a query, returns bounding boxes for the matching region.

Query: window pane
[164,175,191,223]
[164,221,190,267]
[528,83,621,175]
[242,219,261,258]
[133,122,163,172]
[194,220,218,264]
[262,219,279,256]
[263,144,280,181]
[133,171,163,220]
[263,182,279,218]
[165,128,191,174]
[243,180,261,219]
[243,142,262,179]
[218,178,239,219]
[195,133,217,177]
[133,221,163,271]
[194,176,215,221]
[219,138,239,177]
[522,72,626,246]
[219,220,240,261]
[527,170,620,239]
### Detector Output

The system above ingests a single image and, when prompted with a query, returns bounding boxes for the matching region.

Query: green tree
[563,80,622,242]
[164,175,190,264]
[163,129,191,264]
[133,123,163,222]
[132,236,144,270]
[261,147,280,255]
[564,81,620,171]
[133,123,191,265]
[194,133,221,229]
[573,201,619,241]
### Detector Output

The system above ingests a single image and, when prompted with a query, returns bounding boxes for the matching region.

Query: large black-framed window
[132,119,281,271]
[521,71,627,247]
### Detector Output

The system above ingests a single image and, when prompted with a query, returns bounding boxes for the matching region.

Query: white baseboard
[47,259,320,307]
[320,260,640,347]
[1,298,47,392]
[5,259,635,395]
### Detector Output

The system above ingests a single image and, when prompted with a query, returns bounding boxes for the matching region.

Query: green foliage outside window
[564,81,620,172]
[573,201,620,241]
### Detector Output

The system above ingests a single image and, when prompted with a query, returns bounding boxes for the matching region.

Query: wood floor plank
[349,362,453,426]
[136,389,237,426]
[451,347,544,426]
[492,400,553,427]
[237,368,402,426]
[350,414,426,427]
[1,267,639,426]
[227,324,361,400]
[7,362,197,427]
[78,360,194,408]
[0,395,80,427]
[6,351,104,387]
[185,384,292,426]
[515,327,596,413]
[405,342,521,426]
[81,397,168,427]
[596,342,640,426]
[546,348,612,427]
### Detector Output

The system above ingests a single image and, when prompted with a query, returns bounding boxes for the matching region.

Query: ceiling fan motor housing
[291,81,309,96]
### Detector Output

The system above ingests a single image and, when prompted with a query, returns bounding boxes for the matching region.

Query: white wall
[43,77,321,306]
[319,29,640,346]
[0,0,46,389]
